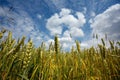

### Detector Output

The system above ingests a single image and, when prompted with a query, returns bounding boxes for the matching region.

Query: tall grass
[0,30,120,80]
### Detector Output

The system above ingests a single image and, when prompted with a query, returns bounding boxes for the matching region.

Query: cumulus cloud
[82,4,120,48]
[46,8,86,36]
[0,6,42,46]
[90,4,120,40]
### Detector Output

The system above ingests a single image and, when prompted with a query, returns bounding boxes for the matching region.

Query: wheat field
[0,29,120,80]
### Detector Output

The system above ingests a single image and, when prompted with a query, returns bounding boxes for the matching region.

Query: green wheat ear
[75,40,81,54]
[8,31,12,43]
[54,35,59,54]
[101,38,105,46]
[109,40,114,49]
[116,41,120,46]
[98,44,105,59]
[0,32,3,39]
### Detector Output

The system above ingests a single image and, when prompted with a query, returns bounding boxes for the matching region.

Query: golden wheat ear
[22,39,33,71]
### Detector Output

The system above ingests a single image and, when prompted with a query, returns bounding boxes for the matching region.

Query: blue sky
[0,0,120,50]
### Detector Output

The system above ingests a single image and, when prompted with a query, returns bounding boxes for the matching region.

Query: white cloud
[61,15,79,28]
[69,27,84,37]
[46,8,86,36]
[59,37,72,42]
[90,4,120,40]
[82,4,120,48]
[76,12,86,26]
[59,8,71,17]
[46,13,62,35]
[81,43,89,48]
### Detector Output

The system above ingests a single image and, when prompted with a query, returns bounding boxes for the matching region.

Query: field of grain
[0,29,120,80]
